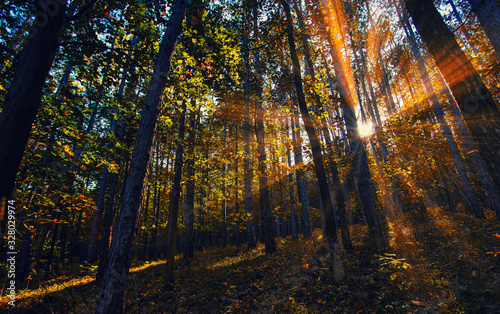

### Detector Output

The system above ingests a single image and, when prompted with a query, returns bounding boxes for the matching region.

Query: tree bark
[95,0,187,311]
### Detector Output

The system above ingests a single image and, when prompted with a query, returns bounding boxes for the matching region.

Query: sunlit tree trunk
[281,0,345,281]
[405,0,500,200]
[95,0,187,311]
[290,108,312,237]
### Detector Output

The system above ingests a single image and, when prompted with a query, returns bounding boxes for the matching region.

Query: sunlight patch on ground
[0,260,167,307]
[0,275,95,306]
[130,259,166,273]
[207,244,265,270]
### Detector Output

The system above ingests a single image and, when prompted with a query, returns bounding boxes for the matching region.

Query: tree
[280,0,345,281]
[95,0,188,312]
[0,0,67,241]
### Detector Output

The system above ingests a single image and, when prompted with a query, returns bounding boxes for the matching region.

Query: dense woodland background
[0,0,500,312]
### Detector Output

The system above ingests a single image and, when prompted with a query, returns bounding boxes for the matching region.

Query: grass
[2,204,499,313]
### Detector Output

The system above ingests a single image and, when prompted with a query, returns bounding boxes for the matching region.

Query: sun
[358,122,374,137]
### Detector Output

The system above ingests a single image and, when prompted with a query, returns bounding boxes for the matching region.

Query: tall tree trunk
[281,0,345,281]
[0,0,67,242]
[87,48,135,261]
[165,101,187,287]
[17,213,34,287]
[242,36,257,249]
[291,108,312,237]
[95,1,187,311]
[292,0,352,251]
[221,122,228,248]
[254,50,277,254]
[404,0,500,198]
[141,185,151,261]
[287,119,298,240]
[184,113,196,262]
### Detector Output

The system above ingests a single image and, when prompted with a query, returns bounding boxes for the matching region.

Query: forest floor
[2,205,500,313]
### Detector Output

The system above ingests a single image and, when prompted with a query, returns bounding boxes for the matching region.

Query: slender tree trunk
[291,109,312,237]
[184,114,196,262]
[234,124,241,247]
[281,0,345,281]
[242,36,257,249]
[165,101,187,288]
[141,186,151,261]
[254,50,277,254]
[221,122,228,248]
[17,214,34,287]
[95,1,187,311]
[44,215,61,277]
[87,48,136,261]
[287,119,298,240]
[292,0,352,251]
[404,0,500,198]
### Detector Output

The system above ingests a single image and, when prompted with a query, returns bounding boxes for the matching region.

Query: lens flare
[358,122,373,137]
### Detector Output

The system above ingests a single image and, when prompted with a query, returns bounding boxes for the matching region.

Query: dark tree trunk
[254,50,277,254]
[165,101,187,287]
[242,47,257,248]
[44,216,61,277]
[95,0,187,311]
[292,0,352,252]
[184,114,196,262]
[405,0,500,198]
[17,214,34,287]
[0,0,67,241]
[280,0,345,281]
